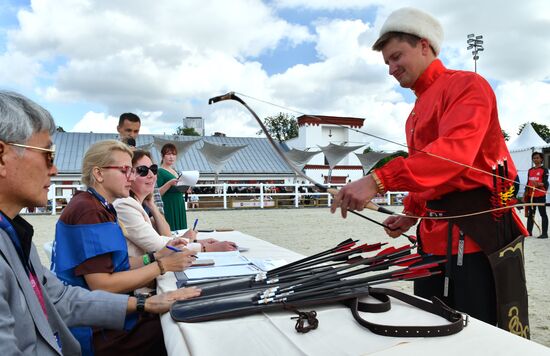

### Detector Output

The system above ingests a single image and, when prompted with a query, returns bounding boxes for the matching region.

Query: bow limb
[208,92,415,243]
[209,92,327,192]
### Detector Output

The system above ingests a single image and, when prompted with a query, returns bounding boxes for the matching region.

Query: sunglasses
[135,164,158,177]
[8,143,56,168]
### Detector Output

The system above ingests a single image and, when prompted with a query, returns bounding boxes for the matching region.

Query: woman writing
[52,140,199,356]
[114,150,237,254]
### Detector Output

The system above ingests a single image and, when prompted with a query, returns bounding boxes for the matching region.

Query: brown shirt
[59,191,116,276]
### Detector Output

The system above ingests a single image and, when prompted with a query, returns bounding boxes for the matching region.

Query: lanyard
[87,187,118,220]
[0,212,32,275]
[0,212,49,318]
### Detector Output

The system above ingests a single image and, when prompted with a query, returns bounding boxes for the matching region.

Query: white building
[285,115,370,184]
[184,116,205,136]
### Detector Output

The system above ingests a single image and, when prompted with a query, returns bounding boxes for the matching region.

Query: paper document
[194,251,251,267]
[250,259,287,271]
[176,170,199,191]
[184,264,263,280]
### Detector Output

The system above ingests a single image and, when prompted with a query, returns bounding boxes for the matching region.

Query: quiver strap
[350,287,465,337]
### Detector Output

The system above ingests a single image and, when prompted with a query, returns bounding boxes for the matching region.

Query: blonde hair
[81,140,133,186]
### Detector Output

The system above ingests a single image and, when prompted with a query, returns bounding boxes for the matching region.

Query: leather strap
[350,287,466,337]
[354,289,391,313]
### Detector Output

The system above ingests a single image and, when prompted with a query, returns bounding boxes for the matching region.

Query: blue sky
[0,0,549,148]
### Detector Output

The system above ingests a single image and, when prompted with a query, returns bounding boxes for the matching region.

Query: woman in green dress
[157,143,187,230]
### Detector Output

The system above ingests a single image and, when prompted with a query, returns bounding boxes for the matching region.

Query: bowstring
[234,91,547,197]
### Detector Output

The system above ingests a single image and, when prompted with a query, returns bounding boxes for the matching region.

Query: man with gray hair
[332,8,529,337]
[0,90,200,355]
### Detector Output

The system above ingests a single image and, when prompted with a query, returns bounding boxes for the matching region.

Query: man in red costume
[331,7,529,337]
[524,151,548,239]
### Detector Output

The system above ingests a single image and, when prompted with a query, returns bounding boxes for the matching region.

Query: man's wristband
[371,172,386,193]
[136,294,147,313]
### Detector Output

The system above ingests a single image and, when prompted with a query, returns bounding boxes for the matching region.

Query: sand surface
[27,207,549,347]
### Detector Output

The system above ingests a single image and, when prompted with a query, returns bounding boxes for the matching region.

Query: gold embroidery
[499,241,523,258]
[508,306,529,338]
[499,185,515,206]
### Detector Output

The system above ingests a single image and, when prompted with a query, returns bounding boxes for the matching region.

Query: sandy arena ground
[27,207,549,347]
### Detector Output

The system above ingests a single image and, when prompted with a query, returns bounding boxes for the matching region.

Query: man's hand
[330,175,379,218]
[383,215,417,238]
[144,287,201,314]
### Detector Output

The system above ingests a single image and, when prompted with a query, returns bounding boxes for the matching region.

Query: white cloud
[0,51,43,87]
[71,111,119,133]
[1,0,549,149]
[496,81,550,139]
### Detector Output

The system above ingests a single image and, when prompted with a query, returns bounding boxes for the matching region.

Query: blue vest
[52,221,138,356]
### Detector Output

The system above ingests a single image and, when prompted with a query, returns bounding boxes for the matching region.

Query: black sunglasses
[135,164,158,177]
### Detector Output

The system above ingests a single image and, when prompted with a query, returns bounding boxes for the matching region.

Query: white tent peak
[507,123,548,152]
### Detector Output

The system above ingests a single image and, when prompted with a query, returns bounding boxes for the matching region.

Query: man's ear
[419,38,432,56]
[0,142,8,177]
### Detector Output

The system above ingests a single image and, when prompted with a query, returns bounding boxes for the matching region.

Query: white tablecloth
[157,231,550,356]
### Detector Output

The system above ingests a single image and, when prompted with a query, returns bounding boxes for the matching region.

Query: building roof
[52,132,294,176]
[297,115,365,128]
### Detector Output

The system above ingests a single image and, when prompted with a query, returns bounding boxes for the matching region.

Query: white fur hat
[372,7,444,55]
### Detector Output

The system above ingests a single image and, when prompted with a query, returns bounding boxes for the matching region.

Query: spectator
[157,143,187,231]
[524,151,548,239]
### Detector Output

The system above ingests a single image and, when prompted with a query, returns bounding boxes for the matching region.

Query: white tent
[284,148,321,171]
[507,123,550,196]
[199,141,247,182]
[355,152,393,175]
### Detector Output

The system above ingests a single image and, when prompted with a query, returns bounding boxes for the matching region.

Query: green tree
[56,126,65,132]
[257,112,298,142]
[363,146,373,154]
[502,129,510,141]
[175,126,200,136]
[517,122,550,142]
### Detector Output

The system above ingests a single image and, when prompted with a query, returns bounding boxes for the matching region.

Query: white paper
[177,170,199,187]
[193,252,251,267]
[184,264,262,280]
[250,259,287,271]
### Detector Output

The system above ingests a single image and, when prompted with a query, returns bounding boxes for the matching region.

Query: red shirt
[525,166,548,198]
[375,59,525,255]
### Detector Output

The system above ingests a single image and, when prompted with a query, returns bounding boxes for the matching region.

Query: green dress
[157,167,187,231]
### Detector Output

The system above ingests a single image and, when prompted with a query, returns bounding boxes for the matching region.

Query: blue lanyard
[0,212,32,276]
[86,187,118,220]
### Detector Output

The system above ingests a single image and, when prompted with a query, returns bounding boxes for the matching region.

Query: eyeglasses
[101,165,136,179]
[8,143,56,167]
[135,164,158,177]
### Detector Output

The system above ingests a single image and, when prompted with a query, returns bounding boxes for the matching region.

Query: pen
[166,245,197,258]
[166,245,182,253]
[192,218,198,231]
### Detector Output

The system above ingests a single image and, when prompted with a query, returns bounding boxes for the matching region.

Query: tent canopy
[507,123,548,152]
[199,141,247,175]
[152,136,202,156]
[355,152,393,174]
[284,148,321,170]
[318,143,364,169]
